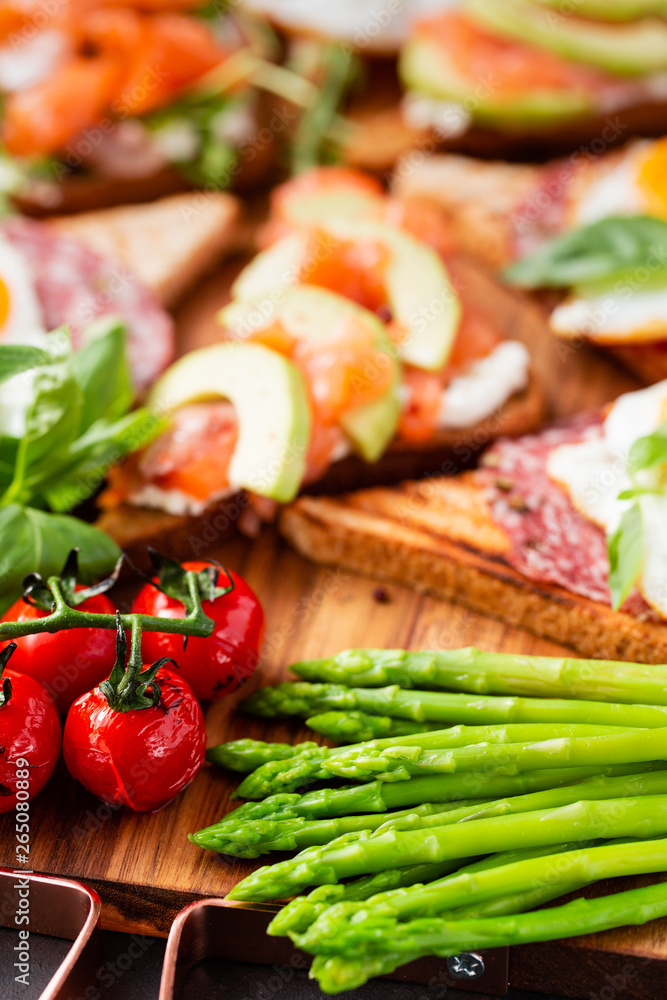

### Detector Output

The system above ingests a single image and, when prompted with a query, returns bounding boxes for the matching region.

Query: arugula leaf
[505,215,667,289]
[0,345,50,385]
[628,417,667,475]
[72,317,133,430]
[145,91,239,188]
[0,504,120,615]
[290,43,358,175]
[608,502,644,611]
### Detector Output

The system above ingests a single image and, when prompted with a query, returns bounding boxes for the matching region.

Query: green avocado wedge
[231,220,461,373]
[399,37,598,131]
[220,287,400,462]
[466,0,667,76]
[532,0,667,20]
[147,342,311,503]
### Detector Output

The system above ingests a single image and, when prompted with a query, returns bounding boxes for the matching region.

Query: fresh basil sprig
[505,215,667,289]
[607,418,667,610]
[0,319,167,613]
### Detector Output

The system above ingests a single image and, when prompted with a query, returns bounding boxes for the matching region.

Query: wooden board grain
[0,249,664,997]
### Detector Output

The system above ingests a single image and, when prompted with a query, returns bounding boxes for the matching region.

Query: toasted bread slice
[280,476,667,663]
[47,192,242,308]
[391,153,540,269]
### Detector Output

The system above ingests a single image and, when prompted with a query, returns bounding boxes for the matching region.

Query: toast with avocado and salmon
[281,379,667,663]
[2,1,275,214]
[96,167,545,554]
[390,2,667,158]
[393,138,667,386]
[245,2,667,169]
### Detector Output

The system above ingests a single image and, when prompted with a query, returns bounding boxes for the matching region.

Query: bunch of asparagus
[191,647,667,993]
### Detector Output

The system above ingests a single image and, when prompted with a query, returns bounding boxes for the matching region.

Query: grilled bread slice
[48,192,242,308]
[280,476,667,663]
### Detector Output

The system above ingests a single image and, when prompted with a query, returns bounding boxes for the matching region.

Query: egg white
[551,283,667,343]
[241,0,457,51]
[0,238,48,438]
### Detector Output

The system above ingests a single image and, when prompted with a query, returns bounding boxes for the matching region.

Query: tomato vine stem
[0,572,216,642]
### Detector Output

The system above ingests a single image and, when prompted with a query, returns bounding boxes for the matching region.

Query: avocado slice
[533,0,667,20]
[399,35,598,130]
[220,287,401,462]
[231,220,461,373]
[466,0,667,76]
[147,342,311,503]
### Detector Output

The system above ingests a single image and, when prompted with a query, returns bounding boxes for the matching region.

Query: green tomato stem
[0,571,215,641]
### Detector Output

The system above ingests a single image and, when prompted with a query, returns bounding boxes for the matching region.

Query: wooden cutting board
[0,252,665,999]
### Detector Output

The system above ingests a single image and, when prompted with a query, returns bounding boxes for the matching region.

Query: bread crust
[280,477,667,663]
[343,99,667,173]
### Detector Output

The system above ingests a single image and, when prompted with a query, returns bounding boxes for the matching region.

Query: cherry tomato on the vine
[63,667,205,812]
[132,563,265,701]
[0,647,62,813]
[1,588,117,713]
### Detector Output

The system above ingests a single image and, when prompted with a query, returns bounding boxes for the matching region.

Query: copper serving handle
[0,867,101,1000]
[159,897,509,999]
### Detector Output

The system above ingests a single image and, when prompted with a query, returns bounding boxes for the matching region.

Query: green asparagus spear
[311,879,667,993]
[309,872,588,994]
[206,740,320,773]
[269,841,591,938]
[196,770,667,858]
[189,801,481,858]
[246,680,667,728]
[213,762,666,827]
[318,727,667,785]
[307,711,439,742]
[291,648,667,705]
[236,723,629,799]
[267,858,469,937]
[294,835,667,957]
[227,795,667,900]
[308,841,599,990]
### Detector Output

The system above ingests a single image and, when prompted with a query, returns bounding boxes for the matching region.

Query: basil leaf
[0,345,50,384]
[73,317,133,431]
[1,330,83,507]
[628,417,667,475]
[43,408,168,512]
[0,503,120,615]
[608,502,644,611]
[505,215,667,289]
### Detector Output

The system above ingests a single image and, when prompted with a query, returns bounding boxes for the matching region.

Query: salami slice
[2,217,174,391]
[480,416,654,619]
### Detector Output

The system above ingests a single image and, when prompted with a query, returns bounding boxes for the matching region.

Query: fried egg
[0,238,48,438]
[568,138,667,227]
[242,0,456,51]
[547,380,667,617]
[0,238,45,343]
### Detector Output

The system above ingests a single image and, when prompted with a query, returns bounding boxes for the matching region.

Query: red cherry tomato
[1,590,118,713]
[132,564,265,701]
[63,667,205,811]
[0,664,62,813]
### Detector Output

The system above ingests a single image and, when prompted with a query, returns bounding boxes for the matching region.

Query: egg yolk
[0,278,11,333]
[638,139,667,219]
